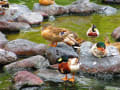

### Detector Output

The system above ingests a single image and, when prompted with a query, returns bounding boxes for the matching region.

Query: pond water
[1,0,120,90]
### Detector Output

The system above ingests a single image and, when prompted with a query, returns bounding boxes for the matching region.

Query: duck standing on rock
[0,0,9,15]
[39,0,54,5]
[41,24,80,47]
[91,42,107,58]
[57,55,80,82]
[87,24,99,42]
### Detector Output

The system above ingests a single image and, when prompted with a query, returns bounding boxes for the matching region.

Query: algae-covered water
[1,0,120,90]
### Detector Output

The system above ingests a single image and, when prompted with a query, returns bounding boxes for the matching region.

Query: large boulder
[33,3,69,16]
[4,39,47,57]
[111,27,120,41]
[46,42,78,65]
[0,32,8,48]
[4,55,49,74]
[0,21,31,32]
[13,71,44,90]
[79,41,120,74]
[0,49,17,65]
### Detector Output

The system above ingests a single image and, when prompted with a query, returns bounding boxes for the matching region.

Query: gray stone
[4,39,47,56]
[0,21,31,32]
[33,3,69,16]
[0,32,8,48]
[4,55,49,74]
[0,49,17,64]
[46,42,78,65]
[17,12,43,26]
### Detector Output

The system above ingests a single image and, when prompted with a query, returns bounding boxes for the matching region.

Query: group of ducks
[0,0,9,15]
[41,24,109,82]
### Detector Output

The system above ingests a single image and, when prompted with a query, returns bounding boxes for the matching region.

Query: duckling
[91,42,107,58]
[39,0,54,5]
[87,24,99,42]
[57,55,80,82]
[41,24,78,47]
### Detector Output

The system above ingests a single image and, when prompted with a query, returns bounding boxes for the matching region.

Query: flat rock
[111,27,120,41]
[4,55,49,74]
[4,39,47,56]
[13,71,44,90]
[0,49,17,65]
[79,41,120,73]
[46,42,78,65]
[0,32,8,48]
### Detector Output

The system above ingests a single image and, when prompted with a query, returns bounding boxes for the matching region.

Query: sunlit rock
[12,71,44,90]
[79,41,120,74]
[4,55,49,74]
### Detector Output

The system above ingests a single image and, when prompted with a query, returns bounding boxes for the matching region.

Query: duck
[0,0,9,15]
[57,55,80,82]
[39,0,54,5]
[87,24,99,42]
[105,37,120,52]
[41,24,80,47]
[91,42,107,58]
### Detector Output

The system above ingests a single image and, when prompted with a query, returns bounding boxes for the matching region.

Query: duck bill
[97,48,105,53]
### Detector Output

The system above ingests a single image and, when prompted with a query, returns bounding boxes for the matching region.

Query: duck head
[92,24,97,32]
[96,42,106,53]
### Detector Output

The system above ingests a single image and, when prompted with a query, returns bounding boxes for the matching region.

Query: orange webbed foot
[69,78,75,83]
[48,42,57,47]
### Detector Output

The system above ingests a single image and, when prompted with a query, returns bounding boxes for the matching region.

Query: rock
[4,39,47,56]
[33,44,48,56]
[17,12,43,26]
[98,6,117,16]
[103,0,120,3]
[0,49,17,65]
[0,21,31,33]
[105,86,120,90]
[4,55,49,74]
[111,27,120,41]
[13,71,44,90]
[33,3,69,16]
[79,41,120,74]
[36,68,70,82]
[0,32,8,48]
[68,0,117,16]
[46,42,78,65]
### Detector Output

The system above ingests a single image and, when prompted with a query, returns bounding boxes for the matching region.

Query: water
[2,0,120,90]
